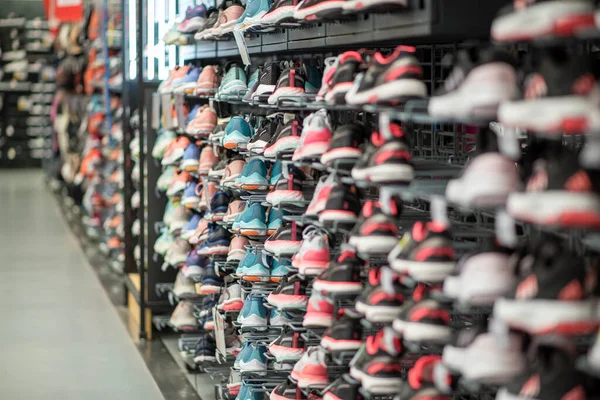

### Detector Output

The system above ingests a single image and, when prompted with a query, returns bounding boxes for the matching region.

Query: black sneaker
[351,123,413,184]
[346,45,427,105]
[349,327,404,394]
[198,226,232,255]
[318,183,361,225]
[313,248,363,294]
[268,67,306,105]
[263,119,302,158]
[392,299,453,345]
[396,356,450,400]
[387,221,456,282]
[499,48,599,134]
[342,0,406,14]
[320,123,367,167]
[264,223,302,256]
[247,118,277,154]
[491,0,596,42]
[267,275,309,310]
[507,146,600,228]
[196,7,219,40]
[261,0,300,27]
[320,309,363,354]
[324,51,365,105]
[269,330,306,362]
[348,199,400,256]
[251,61,282,102]
[209,190,230,216]
[428,46,518,121]
[355,267,406,323]
[323,374,362,400]
[293,0,345,21]
[194,335,217,363]
[494,237,600,336]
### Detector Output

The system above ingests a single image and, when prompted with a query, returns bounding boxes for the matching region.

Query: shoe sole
[392,319,453,343]
[312,279,362,294]
[389,259,455,282]
[346,79,427,105]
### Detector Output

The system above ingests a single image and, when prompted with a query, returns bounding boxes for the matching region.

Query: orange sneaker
[195,66,221,95]
[162,136,191,166]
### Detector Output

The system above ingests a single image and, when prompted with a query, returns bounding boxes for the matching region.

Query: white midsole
[392,319,452,343]
[507,191,600,223]
[349,235,398,254]
[351,163,414,183]
[390,259,455,282]
[346,79,427,104]
[355,302,402,322]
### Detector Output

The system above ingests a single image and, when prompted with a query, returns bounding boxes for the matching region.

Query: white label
[430,195,449,226]
[233,29,251,67]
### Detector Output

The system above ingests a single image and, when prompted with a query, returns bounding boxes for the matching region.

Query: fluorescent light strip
[147,0,155,80]
[128,0,136,80]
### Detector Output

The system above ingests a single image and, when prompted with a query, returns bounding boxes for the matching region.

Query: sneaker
[270,308,296,326]
[355,267,406,323]
[428,47,518,121]
[271,258,292,282]
[292,109,332,161]
[387,221,456,282]
[183,250,208,277]
[195,65,221,95]
[261,0,299,26]
[186,106,217,137]
[251,61,281,101]
[292,227,330,276]
[218,283,244,311]
[348,200,400,255]
[291,346,329,389]
[293,0,345,21]
[194,335,217,363]
[498,49,599,134]
[181,180,201,208]
[239,344,268,372]
[198,226,231,255]
[267,208,284,235]
[321,310,363,353]
[392,299,452,344]
[169,301,197,330]
[267,275,308,310]
[195,7,219,40]
[268,67,306,105]
[443,242,516,306]
[313,249,363,294]
[269,160,283,187]
[172,67,202,94]
[168,205,191,232]
[238,203,268,236]
[248,118,277,154]
[217,61,247,97]
[189,218,210,246]
[181,214,202,241]
[162,136,191,166]
[446,150,520,208]
[324,51,364,104]
[224,199,246,223]
[236,383,264,400]
[173,270,196,298]
[263,119,302,158]
[320,123,366,166]
[236,0,272,31]
[238,295,268,327]
[507,147,600,228]
[349,327,403,394]
[157,166,177,191]
[223,116,253,150]
[442,328,526,384]
[167,170,191,198]
[351,125,413,184]
[264,223,302,256]
[199,146,218,175]
[269,331,306,362]
[152,130,177,159]
[235,158,269,190]
[226,334,243,356]
[306,174,336,217]
[266,172,306,206]
[323,375,361,400]
[493,238,600,335]
[346,45,427,105]
[491,0,596,42]
[208,190,230,218]
[271,379,306,400]
[318,184,361,225]
[303,292,334,327]
[181,143,201,172]
[395,356,450,400]
[198,266,224,294]
[154,230,175,256]
[315,56,339,102]
[221,159,246,188]
[228,235,249,262]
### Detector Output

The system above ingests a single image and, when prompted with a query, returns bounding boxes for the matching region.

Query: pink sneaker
[189,218,209,245]
[213,5,244,35]
[199,146,218,176]
[221,159,246,188]
[185,105,217,137]
[306,174,336,217]
[303,292,334,328]
[195,65,221,95]
[228,235,249,262]
[292,227,330,276]
[224,199,246,223]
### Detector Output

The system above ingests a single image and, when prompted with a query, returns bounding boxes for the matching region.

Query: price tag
[151,93,160,129]
[174,93,186,131]
[214,307,228,361]
[496,209,517,248]
[233,28,251,66]
[430,195,449,226]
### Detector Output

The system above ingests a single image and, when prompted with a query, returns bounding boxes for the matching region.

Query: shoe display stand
[0,15,55,168]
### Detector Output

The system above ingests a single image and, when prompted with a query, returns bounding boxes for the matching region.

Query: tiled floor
[0,170,165,400]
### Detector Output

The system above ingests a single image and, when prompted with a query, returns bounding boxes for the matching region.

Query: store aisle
[0,171,165,400]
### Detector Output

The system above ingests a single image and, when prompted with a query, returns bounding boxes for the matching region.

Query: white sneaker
[292,109,331,161]
[306,173,336,217]
[168,206,191,233]
[173,270,196,298]
[169,301,197,330]
[165,238,191,266]
[292,226,330,276]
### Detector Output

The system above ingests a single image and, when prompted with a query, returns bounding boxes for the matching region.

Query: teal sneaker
[236,0,272,31]
[152,130,177,159]
[304,65,322,94]
[232,211,243,233]
[223,116,252,150]
[236,250,270,281]
[217,62,247,98]
[247,68,259,90]
[269,160,283,187]
[267,207,284,235]
[271,258,292,282]
[238,203,268,236]
[235,158,269,190]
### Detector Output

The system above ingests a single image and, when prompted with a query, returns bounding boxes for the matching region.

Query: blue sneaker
[238,203,267,236]
[181,214,202,240]
[232,211,243,233]
[199,266,224,294]
[185,104,201,125]
[223,116,252,150]
[197,226,231,255]
[236,250,270,280]
[236,0,271,31]
[237,295,267,327]
[270,308,295,325]
[181,142,200,172]
[209,190,230,217]
[236,383,263,400]
[181,178,200,208]
[271,258,292,281]
[178,5,207,33]
[247,68,259,91]
[193,335,216,363]
[184,250,207,277]
[238,344,267,372]
[269,160,283,187]
[172,67,201,93]
[235,158,269,190]
[267,208,284,235]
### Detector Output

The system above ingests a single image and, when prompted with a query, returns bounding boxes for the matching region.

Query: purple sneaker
[172,67,201,94]
[178,5,207,33]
